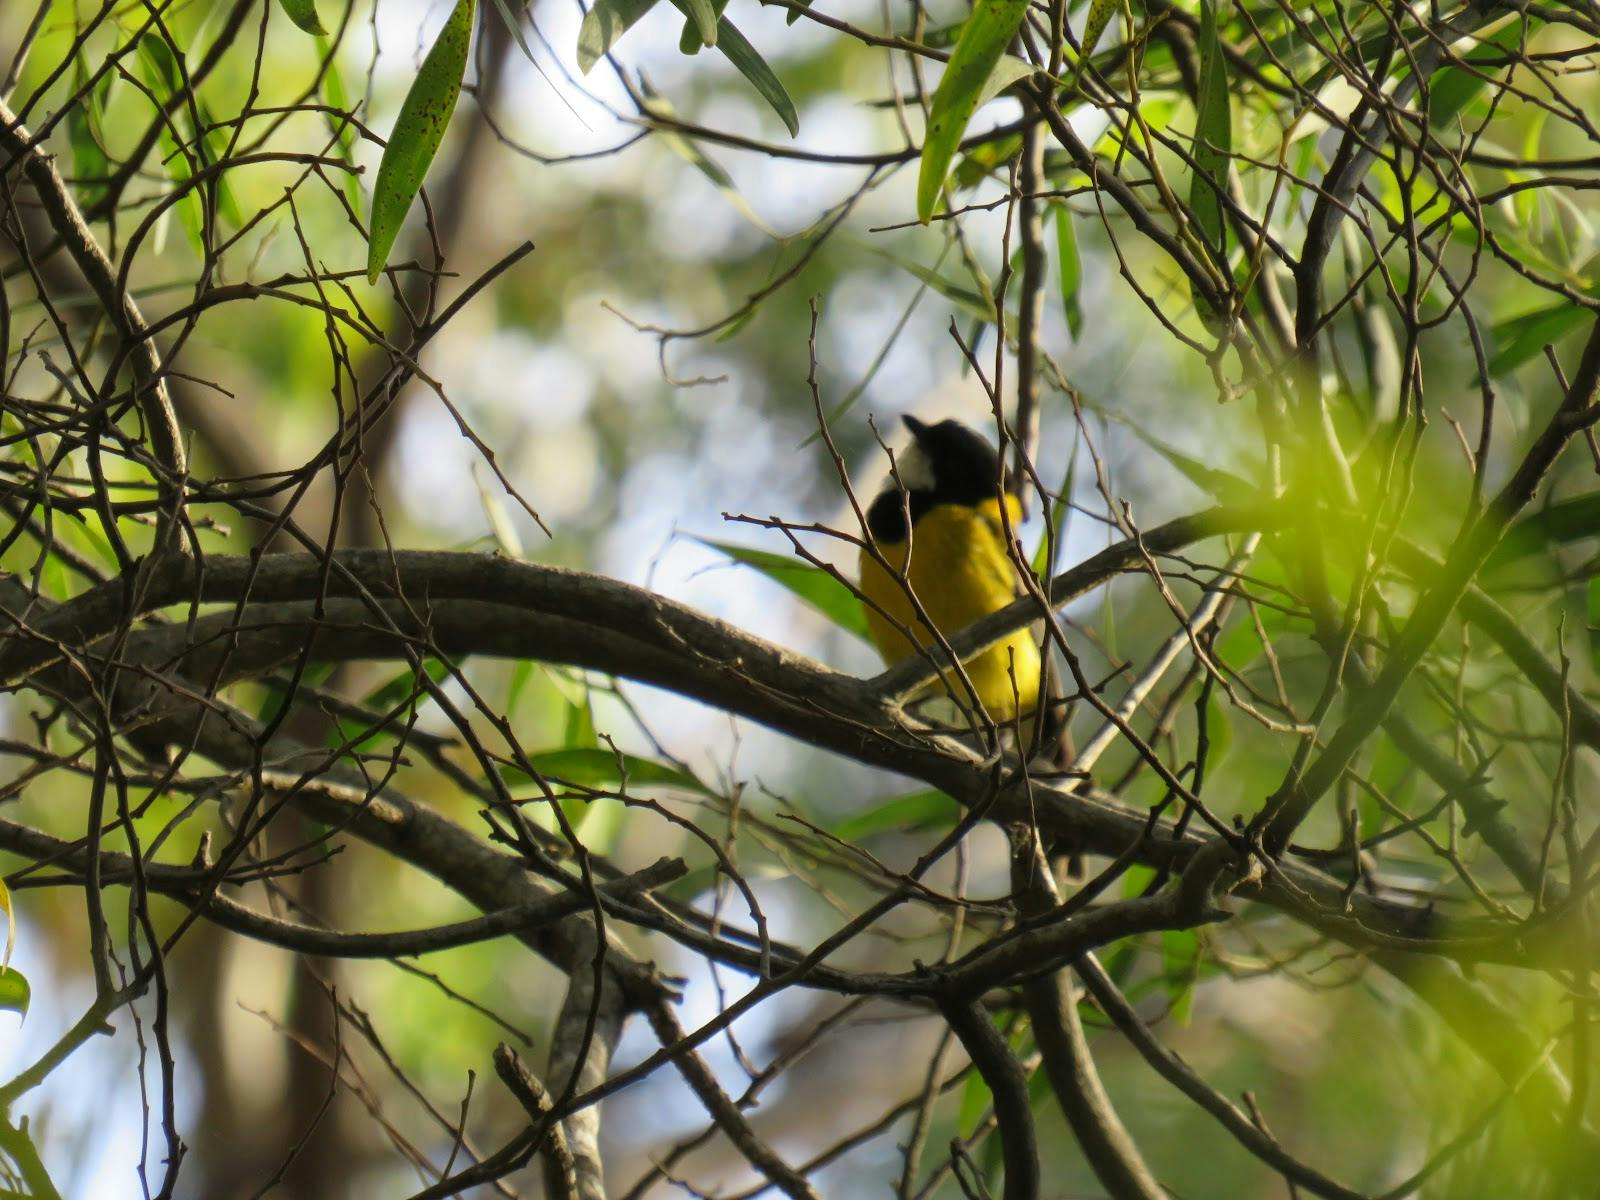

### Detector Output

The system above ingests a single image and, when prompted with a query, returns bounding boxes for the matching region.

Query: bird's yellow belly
[858,499,1042,723]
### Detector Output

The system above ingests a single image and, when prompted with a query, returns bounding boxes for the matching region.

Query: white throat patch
[890,439,936,493]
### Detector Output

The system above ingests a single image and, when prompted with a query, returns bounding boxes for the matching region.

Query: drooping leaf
[832,788,958,840]
[0,877,14,971]
[277,0,329,35]
[1054,203,1082,338]
[1188,0,1233,265]
[697,538,874,642]
[67,59,112,211]
[366,0,476,283]
[577,0,661,72]
[707,16,799,136]
[316,35,363,215]
[916,0,1031,223]
[864,244,996,324]
[640,87,776,234]
[676,0,719,47]
[1072,0,1119,83]
[0,967,29,1019]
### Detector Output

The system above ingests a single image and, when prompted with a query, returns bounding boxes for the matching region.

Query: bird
[857,415,1060,751]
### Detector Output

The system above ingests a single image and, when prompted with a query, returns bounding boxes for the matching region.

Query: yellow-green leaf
[366,0,476,283]
[1072,0,1118,84]
[916,0,1031,223]
[1054,203,1082,338]
[0,968,29,1019]
[697,538,874,641]
[0,876,13,971]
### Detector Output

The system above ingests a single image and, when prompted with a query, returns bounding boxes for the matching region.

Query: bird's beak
[901,414,928,440]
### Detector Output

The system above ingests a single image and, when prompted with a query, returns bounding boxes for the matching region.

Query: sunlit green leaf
[697,538,874,642]
[0,877,14,971]
[277,0,329,35]
[832,788,958,840]
[1486,301,1590,377]
[366,0,475,283]
[577,0,660,72]
[67,60,112,211]
[951,132,1021,190]
[316,36,363,215]
[917,0,1030,223]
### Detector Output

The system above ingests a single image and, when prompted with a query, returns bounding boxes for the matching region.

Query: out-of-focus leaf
[640,87,776,234]
[473,463,524,558]
[366,0,475,283]
[1188,0,1232,265]
[316,36,363,215]
[1054,203,1082,339]
[1587,577,1600,675]
[1072,0,1119,83]
[0,877,14,971]
[1032,427,1078,578]
[563,692,598,749]
[1426,14,1529,129]
[362,657,450,712]
[277,0,328,35]
[517,747,710,794]
[957,1062,992,1137]
[865,244,996,324]
[1486,301,1589,377]
[0,967,29,1019]
[577,0,660,72]
[1494,493,1600,570]
[67,61,112,211]
[951,132,1021,190]
[832,789,958,840]
[785,0,814,25]
[697,538,874,642]
[1161,928,1201,1024]
[917,0,1030,223]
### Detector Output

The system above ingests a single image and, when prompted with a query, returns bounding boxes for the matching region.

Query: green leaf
[517,748,710,794]
[951,132,1021,190]
[1161,928,1201,1025]
[1053,204,1082,339]
[362,657,451,712]
[1588,577,1600,675]
[0,968,29,1019]
[1188,0,1232,265]
[1072,0,1119,83]
[277,0,329,35]
[958,1063,992,1136]
[709,17,799,136]
[832,789,958,840]
[317,36,363,215]
[640,87,776,235]
[67,60,112,211]
[697,538,874,642]
[577,0,660,72]
[1426,14,1528,129]
[916,0,1031,223]
[1486,301,1590,377]
[366,0,476,283]
[864,243,996,324]
[677,0,719,47]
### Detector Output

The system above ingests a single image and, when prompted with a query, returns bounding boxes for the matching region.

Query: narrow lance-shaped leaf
[697,538,873,642]
[1072,0,1119,84]
[277,0,328,35]
[1054,203,1082,338]
[1188,0,1232,265]
[916,0,1031,224]
[708,16,799,136]
[577,0,661,72]
[366,0,476,283]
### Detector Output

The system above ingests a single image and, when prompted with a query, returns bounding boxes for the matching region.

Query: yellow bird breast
[858,496,1043,724]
